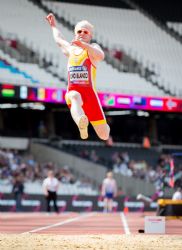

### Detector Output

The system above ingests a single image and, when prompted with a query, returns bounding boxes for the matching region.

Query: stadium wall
[0,193,157,212]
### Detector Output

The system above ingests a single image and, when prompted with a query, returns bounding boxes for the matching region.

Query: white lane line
[21,212,96,234]
[120,212,131,235]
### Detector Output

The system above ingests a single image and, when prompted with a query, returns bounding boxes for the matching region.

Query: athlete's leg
[65,90,84,124]
[52,192,58,213]
[103,197,109,212]
[93,123,110,141]
[46,194,51,212]
[107,198,113,212]
[65,90,89,139]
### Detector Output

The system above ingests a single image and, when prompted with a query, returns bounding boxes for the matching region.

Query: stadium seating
[0,0,168,96]
[0,146,98,196]
[61,142,160,167]
[167,22,182,37]
[0,49,63,87]
[42,1,182,97]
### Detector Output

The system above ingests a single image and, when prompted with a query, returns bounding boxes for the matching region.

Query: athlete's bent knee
[68,90,81,101]
[97,125,110,141]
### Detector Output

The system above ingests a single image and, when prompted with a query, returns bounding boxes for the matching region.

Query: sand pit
[0,234,182,250]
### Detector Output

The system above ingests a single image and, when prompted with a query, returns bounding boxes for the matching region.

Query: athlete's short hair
[74,20,94,36]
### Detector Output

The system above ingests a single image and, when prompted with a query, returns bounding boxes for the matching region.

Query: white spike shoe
[78,115,89,140]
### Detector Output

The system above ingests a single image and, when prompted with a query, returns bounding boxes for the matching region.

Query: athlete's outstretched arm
[46,13,70,56]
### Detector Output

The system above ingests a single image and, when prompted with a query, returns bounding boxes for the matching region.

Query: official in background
[43,170,59,213]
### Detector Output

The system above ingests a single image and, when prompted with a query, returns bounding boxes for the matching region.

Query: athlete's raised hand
[46,13,56,27]
[71,39,87,49]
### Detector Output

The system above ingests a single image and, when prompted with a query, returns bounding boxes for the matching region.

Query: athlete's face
[75,28,92,43]
[48,170,54,178]
[107,172,113,179]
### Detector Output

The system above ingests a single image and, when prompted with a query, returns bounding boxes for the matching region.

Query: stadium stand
[0,147,98,196]
[41,137,181,193]
[0,0,177,96]
[0,0,66,87]
[128,0,182,42]
[0,0,182,209]
[0,55,63,87]
[42,0,182,97]
[167,22,182,37]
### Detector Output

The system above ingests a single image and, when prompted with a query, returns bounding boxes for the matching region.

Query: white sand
[0,234,182,250]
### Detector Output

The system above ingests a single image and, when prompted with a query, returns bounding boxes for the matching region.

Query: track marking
[21,212,96,234]
[120,212,130,235]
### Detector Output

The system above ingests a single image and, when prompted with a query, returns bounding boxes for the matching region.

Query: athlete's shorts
[65,85,107,126]
[105,192,114,199]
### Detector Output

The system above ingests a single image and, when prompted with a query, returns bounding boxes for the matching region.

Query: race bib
[69,66,89,83]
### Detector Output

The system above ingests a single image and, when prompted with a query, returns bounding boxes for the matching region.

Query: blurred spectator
[0,146,181,201]
[172,187,182,200]
[113,153,132,176]
[0,148,98,202]
[89,150,99,163]
[78,176,92,188]
[121,152,130,164]
[38,120,47,138]
[59,166,75,184]
[12,174,24,212]
[80,149,90,159]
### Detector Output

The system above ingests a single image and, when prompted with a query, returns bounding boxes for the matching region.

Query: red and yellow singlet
[66,47,106,126]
